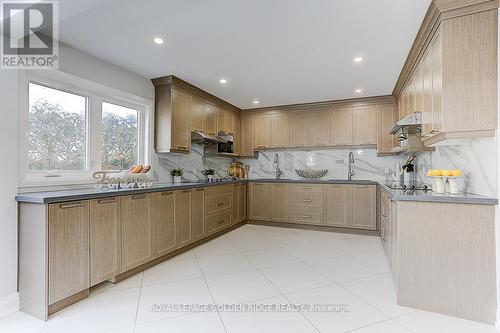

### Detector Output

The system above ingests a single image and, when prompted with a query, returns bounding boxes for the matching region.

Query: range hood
[390,112,422,135]
[191,130,227,144]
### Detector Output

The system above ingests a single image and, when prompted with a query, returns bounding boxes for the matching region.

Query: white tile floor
[1,224,499,333]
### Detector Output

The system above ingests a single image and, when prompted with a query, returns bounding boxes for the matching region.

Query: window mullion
[89,96,103,172]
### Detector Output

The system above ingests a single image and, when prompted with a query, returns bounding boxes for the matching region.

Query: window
[28,83,88,171]
[21,72,151,185]
[101,102,139,170]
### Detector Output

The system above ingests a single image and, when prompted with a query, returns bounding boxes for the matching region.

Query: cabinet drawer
[291,206,323,224]
[206,210,232,235]
[292,184,323,193]
[206,185,232,196]
[206,193,232,214]
[293,191,323,207]
[382,215,391,233]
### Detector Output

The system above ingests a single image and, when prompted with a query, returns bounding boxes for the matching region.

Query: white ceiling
[56,0,431,109]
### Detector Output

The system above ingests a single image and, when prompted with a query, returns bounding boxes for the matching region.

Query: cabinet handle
[216,220,225,225]
[161,192,173,196]
[182,189,192,193]
[254,183,263,186]
[300,186,313,190]
[217,202,225,206]
[59,202,83,209]
[300,199,313,203]
[257,145,267,149]
[176,145,188,150]
[131,195,146,200]
[97,199,116,204]
[301,215,313,218]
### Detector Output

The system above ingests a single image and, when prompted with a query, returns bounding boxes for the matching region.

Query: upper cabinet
[240,114,254,157]
[289,112,310,147]
[332,107,353,145]
[353,106,377,145]
[271,113,290,148]
[217,109,235,134]
[396,8,498,146]
[203,104,218,136]
[190,97,204,132]
[310,110,332,146]
[377,104,398,155]
[170,89,191,152]
[253,114,272,150]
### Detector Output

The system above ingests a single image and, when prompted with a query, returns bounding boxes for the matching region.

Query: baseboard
[0,292,19,319]
[247,220,381,236]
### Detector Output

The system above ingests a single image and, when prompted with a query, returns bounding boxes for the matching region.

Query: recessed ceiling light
[219,79,227,84]
[153,37,164,45]
[355,89,363,93]
[353,57,363,62]
[252,100,260,104]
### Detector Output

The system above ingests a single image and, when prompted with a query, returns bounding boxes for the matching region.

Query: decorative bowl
[295,169,328,179]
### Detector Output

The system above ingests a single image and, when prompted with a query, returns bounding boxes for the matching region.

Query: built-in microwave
[217,133,234,154]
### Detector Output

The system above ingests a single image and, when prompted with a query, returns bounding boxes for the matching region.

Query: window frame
[19,70,152,188]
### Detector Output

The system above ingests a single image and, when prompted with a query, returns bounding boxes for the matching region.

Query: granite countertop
[16,178,498,205]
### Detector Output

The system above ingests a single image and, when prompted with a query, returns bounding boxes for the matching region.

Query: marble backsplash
[151,138,497,198]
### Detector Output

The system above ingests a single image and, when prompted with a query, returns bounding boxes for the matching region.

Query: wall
[0,69,19,317]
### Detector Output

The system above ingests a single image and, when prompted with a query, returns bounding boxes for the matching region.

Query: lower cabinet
[232,183,247,223]
[270,184,289,222]
[248,183,270,220]
[176,189,193,247]
[89,198,120,286]
[120,194,154,272]
[290,184,324,224]
[192,188,206,241]
[154,191,177,257]
[351,185,376,230]
[48,201,90,304]
[324,185,352,228]
[206,185,233,235]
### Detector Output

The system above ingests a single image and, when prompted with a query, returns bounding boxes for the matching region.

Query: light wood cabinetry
[310,110,332,146]
[120,194,154,272]
[248,183,270,220]
[204,104,218,135]
[175,189,193,247]
[289,112,310,147]
[377,104,397,154]
[253,114,272,149]
[205,185,233,235]
[170,89,191,152]
[353,106,377,145]
[351,185,376,230]
[154,191,177,257]
[218,109,235,134]
[332,108,353,145]
[48,201,90,304]
[324,185,351,228]
[271,113,290,148]
[240,114,254,156]
[89,198,120,286]
[190,97,204,132]
[232,183,247,224]
[290,184,324,225]
[270,184,289,222]
[192,188,206,241]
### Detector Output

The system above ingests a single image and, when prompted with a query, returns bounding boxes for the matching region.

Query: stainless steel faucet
[348,152,355,181]
[273,153,283,180]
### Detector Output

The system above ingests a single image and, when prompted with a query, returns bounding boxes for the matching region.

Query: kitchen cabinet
[48,201,90,304]
[170,89,191,152]
[379,189,393,266]
[248,183,270,220]
[232,183,247,223]
[351,185,376,230]
[233,116,240,155]
[218,109,235,134]
[290,184,324,225]
[324,185,351,228]
[253,114,272,149]
[271,113,290,148]
[270,183,289,222]
[120,194,154,272]
[240,114,254,156]
[205,185,233,235]
[176,189,193,247]
[154,191,177,257]
[289,112,310,147]
[332,108,353,145]
[89,198,120,286]
[310,110,332,146]
[204,104,218,135]
[377,104,397,154]
[353,106,377,145]
[192,188,206,241]
[190,97,204,132]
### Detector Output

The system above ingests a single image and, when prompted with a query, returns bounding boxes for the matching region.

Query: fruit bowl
[295,169,328,179]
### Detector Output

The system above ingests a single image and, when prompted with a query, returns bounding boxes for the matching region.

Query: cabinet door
[253,114,272,149]
[225,112,235,134]
[90,198,119,286]
[377,104,397,154]
[324,185,351,227]
[204,104,218,135]
[351,186,376,230]
[353,106,377,145]
[310,110,332,146]
[154,191,176,257]
[171,89,191,152]
[422,48,433,137]
[239,184,247,221]
[48,201,90,304]
[290,112,310,147]
[240,115,254,156]
[190,97,204,132]
[248,183,270,220]
[271,113,290,148]
[233,116,240,155]
[270,184,289,222]
[414,65,423,112]
[217,109,234,134]
[431,30,442,134]
[192,188,205,241]
[176,189,193,247]
[332,108,353,145]
[121,194,154,272]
